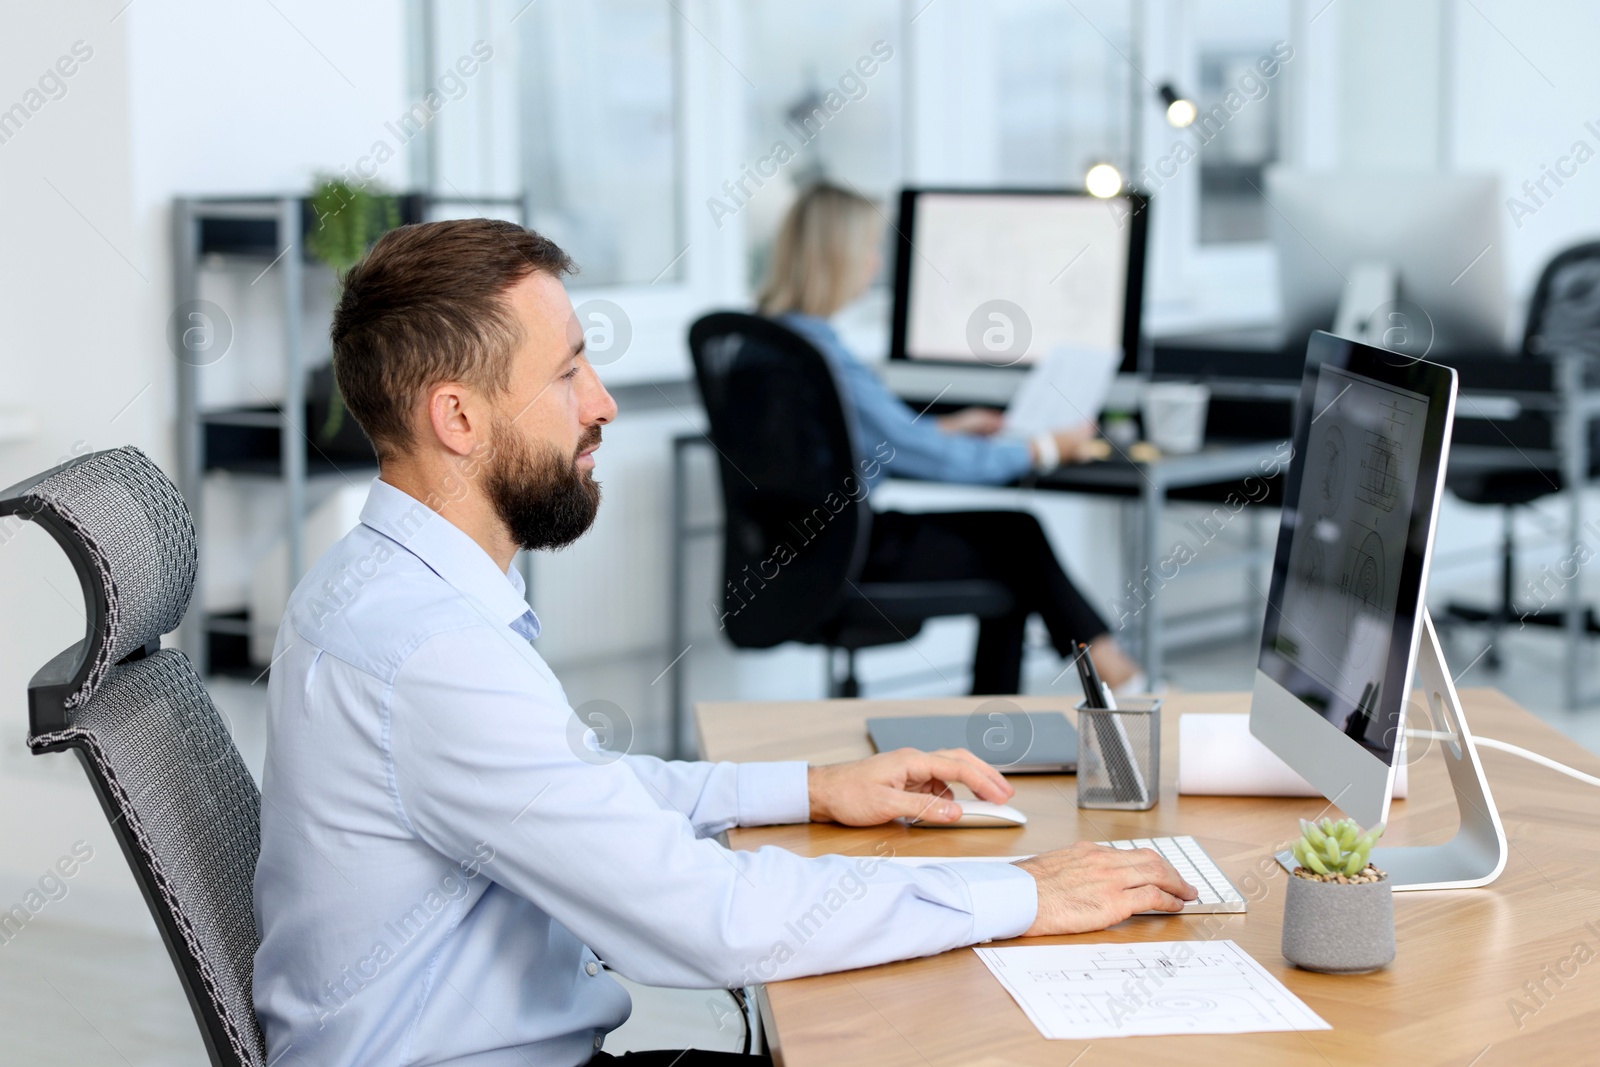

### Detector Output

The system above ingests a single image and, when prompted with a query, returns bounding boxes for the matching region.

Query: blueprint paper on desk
[974,940,1329,1040]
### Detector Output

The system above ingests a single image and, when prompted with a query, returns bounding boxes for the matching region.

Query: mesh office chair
[1,447,265,1067]
[1443,241,1600,661]
[689,312,1016,696]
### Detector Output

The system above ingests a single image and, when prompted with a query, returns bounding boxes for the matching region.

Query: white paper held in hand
[1003,343,1122,438]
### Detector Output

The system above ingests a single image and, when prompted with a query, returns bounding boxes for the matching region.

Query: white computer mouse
[912,800,1028,828]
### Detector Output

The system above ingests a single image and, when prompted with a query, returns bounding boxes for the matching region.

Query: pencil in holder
[1075,698,1161,810]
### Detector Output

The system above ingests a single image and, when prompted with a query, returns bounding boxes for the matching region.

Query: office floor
[2,613,1595,1064]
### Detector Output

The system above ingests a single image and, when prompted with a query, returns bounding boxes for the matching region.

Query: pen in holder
[1075,698,1161,810]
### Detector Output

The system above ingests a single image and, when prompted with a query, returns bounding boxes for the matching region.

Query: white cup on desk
[1141,381,1211,455]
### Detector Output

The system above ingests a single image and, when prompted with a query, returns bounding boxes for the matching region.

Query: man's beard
[483,418,602,552]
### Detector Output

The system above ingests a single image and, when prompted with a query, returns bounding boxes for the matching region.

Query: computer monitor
[1250,331,1507,890]
[1266,170,1509,355]
[889,188,1148,373]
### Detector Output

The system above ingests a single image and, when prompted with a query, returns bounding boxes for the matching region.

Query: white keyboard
[1098,835,1248,914]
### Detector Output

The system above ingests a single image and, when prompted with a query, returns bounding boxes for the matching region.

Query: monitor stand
[1332,260,1398,345]
[1275,610,1509,891]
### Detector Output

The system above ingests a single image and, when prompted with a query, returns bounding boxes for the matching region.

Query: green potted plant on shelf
[1280,817,1394,974]
[305,177,402,450]
[307,176,401,276]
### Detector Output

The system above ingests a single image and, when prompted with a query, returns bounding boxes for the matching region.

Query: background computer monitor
[889,188,1148,373]
[1266,170,1509,354]
[1250,331,1458,831]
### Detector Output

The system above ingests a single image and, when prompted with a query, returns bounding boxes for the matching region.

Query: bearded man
[251,219,1193,1067]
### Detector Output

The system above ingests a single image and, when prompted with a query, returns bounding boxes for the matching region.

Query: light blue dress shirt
[779,312,1034,487]
[253,479,1037,1067]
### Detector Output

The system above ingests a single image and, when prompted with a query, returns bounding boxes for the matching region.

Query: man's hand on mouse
[1015,844,1198,934]
[807,748,1014,826]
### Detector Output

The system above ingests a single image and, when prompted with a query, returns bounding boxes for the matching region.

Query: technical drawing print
[976,940,1329,1040]
[1342,524,1388,664]
[1319,424,1346,503]
[1271,367,1430,740]
[1355,398,1412,513]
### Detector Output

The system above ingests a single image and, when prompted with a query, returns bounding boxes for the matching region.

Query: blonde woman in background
[756,182,1143,694]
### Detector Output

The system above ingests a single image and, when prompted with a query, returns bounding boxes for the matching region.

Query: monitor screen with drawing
[1251,331,1457,829]
[1269,363,1430,758]
[889,188,1147,372]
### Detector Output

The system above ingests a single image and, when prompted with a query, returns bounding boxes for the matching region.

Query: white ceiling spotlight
[1084,163,1124,198]
[1159,83,1197,128]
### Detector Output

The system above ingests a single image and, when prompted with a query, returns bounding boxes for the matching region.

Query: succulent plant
[1291,817,1385,878]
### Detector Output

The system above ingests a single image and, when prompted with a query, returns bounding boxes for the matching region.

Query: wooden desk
[697,690,1600,1065]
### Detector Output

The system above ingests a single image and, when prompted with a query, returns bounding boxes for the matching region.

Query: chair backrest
[0,447,264,1067]
[687,312,873,648]
[1524,240,1600,359]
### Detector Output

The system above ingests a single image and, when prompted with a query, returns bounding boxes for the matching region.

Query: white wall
[127,2,412,613]
[1448,0,1600,298]
[0,3,152,934]
[0,0,411,936]
[1334,0,1448,170]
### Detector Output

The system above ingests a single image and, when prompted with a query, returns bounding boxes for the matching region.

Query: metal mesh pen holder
[1075,698,1161,810]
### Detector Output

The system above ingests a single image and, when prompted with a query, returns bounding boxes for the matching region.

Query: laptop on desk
[867,712,1078,773]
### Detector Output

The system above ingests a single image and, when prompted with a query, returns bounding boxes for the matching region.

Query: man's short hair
[331,218,575,460]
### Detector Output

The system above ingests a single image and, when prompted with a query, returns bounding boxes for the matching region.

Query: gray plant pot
[1281,872,1395,974]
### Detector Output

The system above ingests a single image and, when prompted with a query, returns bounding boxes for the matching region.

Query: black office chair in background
[1443,241,1600,664]
[688,312,1016,696]
[1,447,265,1067]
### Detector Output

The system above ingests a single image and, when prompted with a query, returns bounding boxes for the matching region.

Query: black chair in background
[1,447,265,1066]
[688,312,1017,696]
[1443,241,1600,664]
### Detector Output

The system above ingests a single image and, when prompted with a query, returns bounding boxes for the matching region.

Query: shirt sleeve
[791,319,1035,487]
[387,629,1038,989]
[621,755,811,836]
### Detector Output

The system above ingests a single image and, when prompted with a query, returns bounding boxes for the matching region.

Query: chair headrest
[0,446,197,709]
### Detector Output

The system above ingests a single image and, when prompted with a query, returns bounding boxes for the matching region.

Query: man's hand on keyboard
[1014,843,1197,935]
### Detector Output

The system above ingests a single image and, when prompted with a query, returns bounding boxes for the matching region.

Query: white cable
[1474,735,1600,789]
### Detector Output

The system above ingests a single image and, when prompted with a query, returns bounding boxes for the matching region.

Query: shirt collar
[359,479,536,632]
